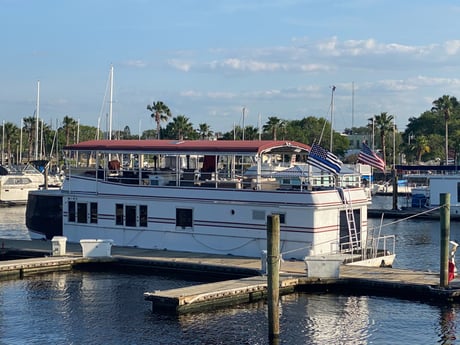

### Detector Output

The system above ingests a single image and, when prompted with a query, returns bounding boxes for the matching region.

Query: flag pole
[330,86,336,152]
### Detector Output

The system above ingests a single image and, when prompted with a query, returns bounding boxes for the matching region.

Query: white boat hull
[60,176,370,261]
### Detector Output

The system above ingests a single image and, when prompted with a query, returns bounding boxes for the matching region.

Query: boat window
[68,201,76,222]
[116,204,124,225]
[139,205,148,227]
[90,202,98,224]
[267,213,286,224]
[252,210,265,221]
[77,203,87,223]
[458,183,460,203]
[125,205,137,227]
[279,213,286,224]
[5,178,32,185]
[176,208,193,229]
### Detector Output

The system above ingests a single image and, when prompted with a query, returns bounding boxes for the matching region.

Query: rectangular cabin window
[68,201,76,222]
[125,205,137,227]
[90,202,98,224]
[252,210,265,220]
[139,205,148,227]
[267,213,286,224]
[77,203,87,223]
[116,204,124,225]
[279,213,286,224]
[176,208,193,228]
[458,183,460,203]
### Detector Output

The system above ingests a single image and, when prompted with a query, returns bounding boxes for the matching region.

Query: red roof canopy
[64,139,311,155]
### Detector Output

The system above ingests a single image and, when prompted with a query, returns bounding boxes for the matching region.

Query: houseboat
[26,139,394,265]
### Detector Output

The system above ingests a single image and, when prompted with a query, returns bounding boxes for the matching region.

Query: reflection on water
[439,306,457,345]
[0,206,30,239]
[1,270,457,345]
[1,198,460,344]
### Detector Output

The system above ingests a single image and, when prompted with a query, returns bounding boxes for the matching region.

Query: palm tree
[170,115,194,140]
[263,116,283,140]
[431,95,459,165]
[412,135,430,163]
[242,125,259,140]
[198,123,213,140]
[2,122,19,165]
[374,112,394,168]
[62,116,77,146]
[22,116,36,160]
[147,101,172,139]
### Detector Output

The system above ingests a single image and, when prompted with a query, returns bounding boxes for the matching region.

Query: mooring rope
[368,204,445,231]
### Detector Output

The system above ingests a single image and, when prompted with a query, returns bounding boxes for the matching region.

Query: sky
[1,0,460,137]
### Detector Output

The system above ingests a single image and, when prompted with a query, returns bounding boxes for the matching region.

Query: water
[0,202,459,345]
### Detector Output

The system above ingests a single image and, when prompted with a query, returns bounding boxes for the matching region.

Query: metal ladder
[344,190,359,251]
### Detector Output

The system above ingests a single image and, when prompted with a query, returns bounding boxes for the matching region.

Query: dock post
[440,193,451,287]
[267,214,280,342]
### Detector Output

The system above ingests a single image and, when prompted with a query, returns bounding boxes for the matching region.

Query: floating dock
[144,265,460,313]
[2,238,460,314]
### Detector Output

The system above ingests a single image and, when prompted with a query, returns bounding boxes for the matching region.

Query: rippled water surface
[0,202,459,344]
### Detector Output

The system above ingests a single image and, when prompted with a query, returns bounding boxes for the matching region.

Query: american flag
[358,143,385,171]
[307,143,342,174]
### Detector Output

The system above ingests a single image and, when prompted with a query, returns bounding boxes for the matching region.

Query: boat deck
[1,239,459,314]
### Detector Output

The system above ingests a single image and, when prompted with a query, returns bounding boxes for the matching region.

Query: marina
[1,204,460,343]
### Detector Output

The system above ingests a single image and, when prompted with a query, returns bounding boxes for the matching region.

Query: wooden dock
[2,238,460,314]
[144,265,460,314]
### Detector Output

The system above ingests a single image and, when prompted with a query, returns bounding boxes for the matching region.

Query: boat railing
[69,163,366,192]
[323,234,396,263]
[369,234,395,258]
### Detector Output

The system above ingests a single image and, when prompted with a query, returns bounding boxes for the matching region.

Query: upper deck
[63,139,364,192]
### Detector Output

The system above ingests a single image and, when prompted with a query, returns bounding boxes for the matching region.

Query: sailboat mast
[35,80,40,160]
[19,119,23,164]
[108,65,114,140]
[352,82,354,131]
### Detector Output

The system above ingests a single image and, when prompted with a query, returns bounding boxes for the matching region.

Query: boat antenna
[317,86,335,146]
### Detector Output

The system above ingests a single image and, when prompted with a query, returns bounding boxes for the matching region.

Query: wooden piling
[440,193,450,287]
[267,214,280,342]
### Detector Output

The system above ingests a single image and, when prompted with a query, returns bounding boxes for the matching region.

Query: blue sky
[1,0,460,136]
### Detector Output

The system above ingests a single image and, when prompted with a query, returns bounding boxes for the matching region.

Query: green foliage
[163,115,195,140]
[7,93,460,166]
[147,101,172,139]
[402,94,460,163]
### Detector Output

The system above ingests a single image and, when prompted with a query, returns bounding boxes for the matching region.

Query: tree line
[343,95,459,167]
[0,95,458,169]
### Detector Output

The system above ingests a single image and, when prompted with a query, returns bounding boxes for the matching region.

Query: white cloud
[123,60,147,68]
[168,59,192,72]
[206,91,236,99]
[180,90,202,97]
[444,40,460,55]
[164,37,460,78]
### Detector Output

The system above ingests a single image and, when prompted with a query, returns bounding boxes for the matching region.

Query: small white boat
[26,139,395,267]
[0,164,45,205]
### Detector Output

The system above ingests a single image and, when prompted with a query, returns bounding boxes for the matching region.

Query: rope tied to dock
[370,205,445,231]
